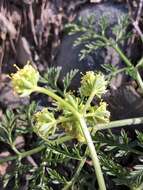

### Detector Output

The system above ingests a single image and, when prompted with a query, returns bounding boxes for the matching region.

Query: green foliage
[66,15,130,60]
[1,105,143,189]
[0,109,16,144]
[63,69,79,94]
[1,10,143,190]
[66,14,143,87]
[40,67,79,95]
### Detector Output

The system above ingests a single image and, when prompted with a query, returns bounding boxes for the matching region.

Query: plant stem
[83,90,95,114]
[136,69,143,92]
[92,117,143,132]
[62,157,87,190]
[94,34,133,67]
[83,76,101,114]
[36,86,80,118]
[0,144,45,164]
[79,116,106,190]
[111,43,143,92]
[36,86,106,190]
[112,44,132,67]
[93,34,143,92]
[0,136,73,164]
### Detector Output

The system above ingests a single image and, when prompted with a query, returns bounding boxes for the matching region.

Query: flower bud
[94,102,110,123]
[11,64,39,97]
[34,108,56,139]
[80,72,107,97]
[88,102,110,125]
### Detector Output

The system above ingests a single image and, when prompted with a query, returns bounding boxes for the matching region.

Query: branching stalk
[93,34,143,92]
[35,86,106,190]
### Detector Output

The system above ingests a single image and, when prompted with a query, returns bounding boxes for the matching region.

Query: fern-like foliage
[40,67,79,95]
[66,15,130,61]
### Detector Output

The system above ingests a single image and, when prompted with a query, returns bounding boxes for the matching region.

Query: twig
[28,3,38,46]
[127,0,143,41]
[136,0,143,23]
[0,39,5,79]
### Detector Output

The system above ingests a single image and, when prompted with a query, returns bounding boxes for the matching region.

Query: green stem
[83,90,95,114]
[111,44,132,67]
[36,86,106,190]
[109,41,143,92]
[0,144,45,164]
[63,148,88,190]
[83,76,101,114]
[62,157,86,190]
[93,34,143,91]
[0,135,73,164]
[93,34,132,67]
[36,86,81,119]
[92,117,143,132]
[11,144,21,155]
[136,69,143,92]
[79,116,106,190]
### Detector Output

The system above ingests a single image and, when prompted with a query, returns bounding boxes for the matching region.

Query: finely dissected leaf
[63,69,79,93]
[41,67,62,90]
[0,109,16,144]
[48,169,68,184]
[46,143,83,161]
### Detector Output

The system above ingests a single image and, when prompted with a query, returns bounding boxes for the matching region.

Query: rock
[105,85,143,120]
[16,37,32,66]
[104,84,143,135]
[55,2,128,90]
[0,74,29,110]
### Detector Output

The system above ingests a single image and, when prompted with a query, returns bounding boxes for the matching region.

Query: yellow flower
[11,64,39,96]
[80,72,107,97]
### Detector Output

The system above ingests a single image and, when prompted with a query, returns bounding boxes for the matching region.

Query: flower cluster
[80,71,107,97]
[87,102,110,126]
[34,108,56,139]
[11,64,110,143]
[11,64,39,97]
